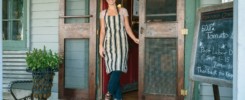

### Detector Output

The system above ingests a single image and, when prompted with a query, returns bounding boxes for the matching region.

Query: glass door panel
[146,0,176,22]
[65,0,90,23]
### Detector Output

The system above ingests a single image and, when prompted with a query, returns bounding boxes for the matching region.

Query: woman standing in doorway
[99,0,139,99]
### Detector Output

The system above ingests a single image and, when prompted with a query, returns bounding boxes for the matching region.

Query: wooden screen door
[138,0,184,100]
[58,0,97,99]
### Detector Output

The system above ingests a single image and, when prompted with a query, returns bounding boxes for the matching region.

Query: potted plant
[26,46,63,99]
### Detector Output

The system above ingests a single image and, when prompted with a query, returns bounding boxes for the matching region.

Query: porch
[1,0,234,100]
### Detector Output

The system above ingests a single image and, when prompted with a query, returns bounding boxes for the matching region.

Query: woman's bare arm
[100,18,106,47]
[124,16,139,44]
[99,17,106,57]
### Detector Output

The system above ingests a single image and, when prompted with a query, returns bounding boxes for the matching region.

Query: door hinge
[181,28,188,35]
[96,29,99,35]
[181,89,188,96]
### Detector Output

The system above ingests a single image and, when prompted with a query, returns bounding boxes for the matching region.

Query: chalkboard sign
[190,3,233,87]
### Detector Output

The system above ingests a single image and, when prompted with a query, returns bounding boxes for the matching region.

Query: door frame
[100,0,139,97]
[58,0,97,99]
[138,0,185,99]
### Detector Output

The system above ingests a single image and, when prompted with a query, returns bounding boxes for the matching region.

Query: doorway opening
[100,0,139,99]
[100,0,184,100]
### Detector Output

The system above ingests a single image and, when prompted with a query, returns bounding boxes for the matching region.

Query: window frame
[2,0,29,50]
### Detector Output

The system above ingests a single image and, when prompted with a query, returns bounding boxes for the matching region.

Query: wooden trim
[99,0,103,99]
[2,19,21,21]
[89,0,97,99]
[138,0,146,99]
[146,13,177,17]
[58,0,97,99]
[145,22,178,37]
[144,94,176,100]
[177,0,185,99]
[64,89,89,99]
[2,0,28,50]
[190,2,233,86]
[138,0,185,99]
[62,24,90,38]
[58,0,65,98]
[59,15,93,18]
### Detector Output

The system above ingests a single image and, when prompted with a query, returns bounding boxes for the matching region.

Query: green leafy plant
[26,46,63,71]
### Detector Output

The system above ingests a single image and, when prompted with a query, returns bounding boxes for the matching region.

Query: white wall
[199,83,232,100]
[233,0,245,99]
[31,0,59,51]
[31,0,59,99]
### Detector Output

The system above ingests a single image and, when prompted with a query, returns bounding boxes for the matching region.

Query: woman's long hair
[116,0,122,7]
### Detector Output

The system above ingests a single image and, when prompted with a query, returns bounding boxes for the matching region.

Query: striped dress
[100,8,129,74]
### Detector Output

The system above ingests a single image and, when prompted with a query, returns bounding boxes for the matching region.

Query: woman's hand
[134,38,139,44]
[99,46,105,58]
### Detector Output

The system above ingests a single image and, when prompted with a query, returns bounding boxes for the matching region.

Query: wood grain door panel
[138,0,184,100]
[58,0,97,99]
[145,22,178,37]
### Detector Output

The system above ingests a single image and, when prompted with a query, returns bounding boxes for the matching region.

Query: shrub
[26,46,63,71]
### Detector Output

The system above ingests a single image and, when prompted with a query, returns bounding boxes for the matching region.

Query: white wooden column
[233,0,245,100]
[200,0,222,7]
[0,0,3,99]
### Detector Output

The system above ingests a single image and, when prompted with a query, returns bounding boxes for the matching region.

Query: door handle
[140,27,144,34]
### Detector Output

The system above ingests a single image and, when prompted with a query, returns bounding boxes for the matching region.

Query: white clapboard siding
[32,11,59,19]
[3,55,26,58]
[31,43,58,52]
[31,27,58,35]
[2,51,32,93]
[30,1,60,99]
[2,59,26,62]
[31,35,58,43]
[32,3,59,11]
[30,0,59,52]
[32,0,58,4]
[32,19,59,27]
[200,83,232,100]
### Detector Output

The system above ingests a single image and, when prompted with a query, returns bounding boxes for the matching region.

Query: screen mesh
[144,38,177,96]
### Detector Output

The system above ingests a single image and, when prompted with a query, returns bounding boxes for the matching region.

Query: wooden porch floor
[123,91,138,100]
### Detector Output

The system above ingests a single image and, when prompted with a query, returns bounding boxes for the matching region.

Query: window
[2,0,27,50]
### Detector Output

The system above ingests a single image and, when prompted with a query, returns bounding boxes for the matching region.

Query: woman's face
[106,0,116,5]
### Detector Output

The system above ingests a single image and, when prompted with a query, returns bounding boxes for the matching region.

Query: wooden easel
[212,84,220,100]
[188,3,233,100]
